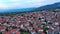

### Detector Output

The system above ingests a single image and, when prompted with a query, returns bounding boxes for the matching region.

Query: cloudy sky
[0,0,60,9]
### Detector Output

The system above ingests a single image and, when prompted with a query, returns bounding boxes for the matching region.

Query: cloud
[0,0,60,9]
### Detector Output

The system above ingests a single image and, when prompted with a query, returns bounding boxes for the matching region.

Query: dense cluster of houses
[0,11,60,34]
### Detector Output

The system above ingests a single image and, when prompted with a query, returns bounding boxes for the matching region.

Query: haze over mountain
[0,0,60,13]
[0,2,60,13]
[0,0,60,9]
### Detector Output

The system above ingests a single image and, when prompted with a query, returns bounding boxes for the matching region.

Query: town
[0,10,60,34]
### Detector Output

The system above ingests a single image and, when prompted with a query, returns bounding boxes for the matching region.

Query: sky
[0,0,60,9]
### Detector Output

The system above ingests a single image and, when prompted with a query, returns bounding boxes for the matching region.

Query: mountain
[0,8,36,13]
[7,2,60,12]
[0,2,60,13]
[0,2,60,16]
[35,2,60,11]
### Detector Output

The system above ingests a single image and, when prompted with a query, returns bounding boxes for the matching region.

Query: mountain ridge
[0,2,60,13]
[35,2,60,11]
